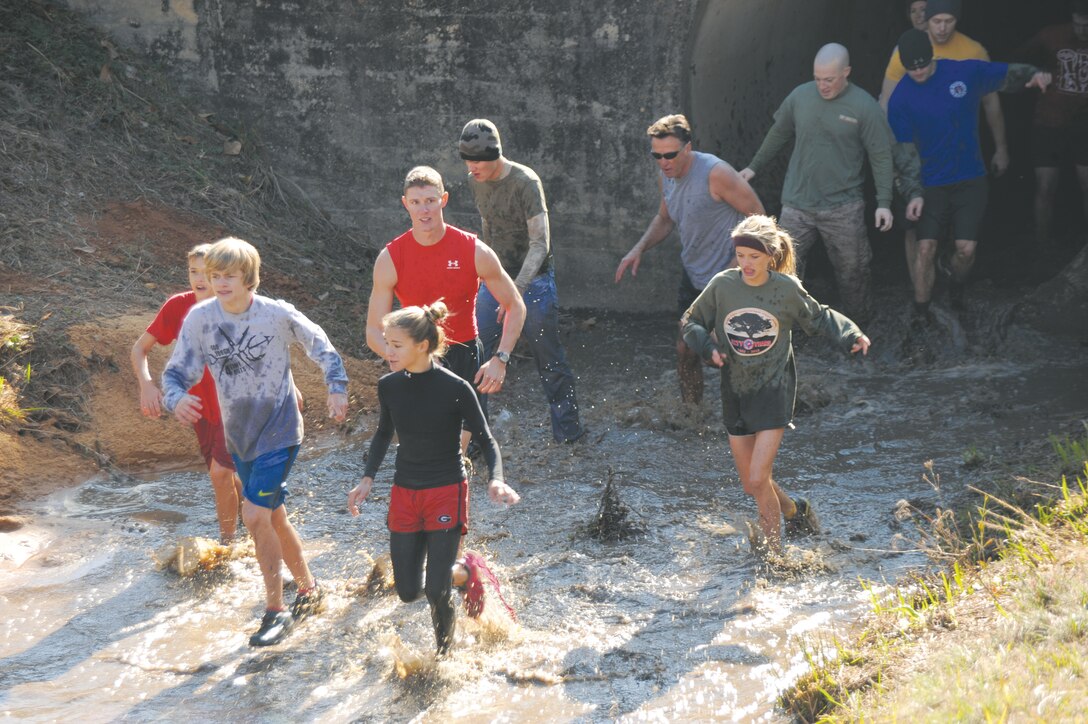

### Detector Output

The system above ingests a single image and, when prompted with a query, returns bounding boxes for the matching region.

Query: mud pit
[1,290,1085,721]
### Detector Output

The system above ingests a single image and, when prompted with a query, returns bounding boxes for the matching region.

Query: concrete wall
[60,0,904,311]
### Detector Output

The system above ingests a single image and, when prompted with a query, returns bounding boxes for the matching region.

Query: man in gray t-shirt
[459,119,584,444]
[615,113,763,404]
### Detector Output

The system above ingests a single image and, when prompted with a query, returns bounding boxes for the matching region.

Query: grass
[781,428,1088,722]
[1052,423,1088,478]
[961,444,986,470]
[0,314,32,427]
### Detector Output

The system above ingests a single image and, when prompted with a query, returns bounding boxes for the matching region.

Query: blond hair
[187,243,213,261]
[731,215,797,276]
[403,166,445,195]
[204,237,261,291]
[383,301,449,358]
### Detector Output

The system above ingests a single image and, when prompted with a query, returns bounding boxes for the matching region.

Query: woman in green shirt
[682,215,871,555]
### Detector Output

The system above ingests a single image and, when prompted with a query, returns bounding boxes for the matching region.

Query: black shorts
[916,176,988,243]
[677,268,701,315]
[721,375,795,437]
[439,338,482,386]
[1033,122,1088,168]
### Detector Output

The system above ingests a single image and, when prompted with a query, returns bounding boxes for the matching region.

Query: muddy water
[2,302,1086,722]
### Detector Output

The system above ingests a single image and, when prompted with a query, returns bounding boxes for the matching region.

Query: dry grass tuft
[780,427,1088,721]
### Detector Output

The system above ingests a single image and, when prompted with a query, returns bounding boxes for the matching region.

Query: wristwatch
[495,350,511,364]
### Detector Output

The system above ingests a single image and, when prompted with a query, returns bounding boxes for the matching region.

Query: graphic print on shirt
[949,80,968,98]
[723,307,780,357]
[210,325,273,376]
[1056,49,1088,94]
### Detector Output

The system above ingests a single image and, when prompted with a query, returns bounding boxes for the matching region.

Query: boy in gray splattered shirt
[162,237,348,647]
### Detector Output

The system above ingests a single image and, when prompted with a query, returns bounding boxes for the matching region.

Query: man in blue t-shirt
[888,29,1051,318]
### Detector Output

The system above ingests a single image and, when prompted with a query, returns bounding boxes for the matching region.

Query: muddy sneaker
[457,551,517,621]
[249,609,293,647]
[290,581,325,621]
[785,498,820,536]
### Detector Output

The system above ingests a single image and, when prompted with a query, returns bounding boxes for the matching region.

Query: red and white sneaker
[457,551,517,621]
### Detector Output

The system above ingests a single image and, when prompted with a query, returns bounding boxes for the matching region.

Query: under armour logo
[447,260,460,269]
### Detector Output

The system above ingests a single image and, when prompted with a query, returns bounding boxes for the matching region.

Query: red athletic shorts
[194,417,235,471]
[388,480,468,534]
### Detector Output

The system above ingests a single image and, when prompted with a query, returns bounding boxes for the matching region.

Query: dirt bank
[0,198,381,511]
[1,3,378,511]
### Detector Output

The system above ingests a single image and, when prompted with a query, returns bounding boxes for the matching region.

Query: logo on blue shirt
[948,81,968,98]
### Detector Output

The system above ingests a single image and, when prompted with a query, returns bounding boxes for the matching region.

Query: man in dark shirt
[888,30,1051,316]
[1017,0,1088,249]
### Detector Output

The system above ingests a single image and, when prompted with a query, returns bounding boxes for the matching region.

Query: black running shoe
[785,498,820,536]
[290,582,325,621]
[249,610,293,647]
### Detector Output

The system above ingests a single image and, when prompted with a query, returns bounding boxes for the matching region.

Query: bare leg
[271,504,315,592]
[208,459,241,543]
[949,239,977,281]
[904,228,919,288]
[730,439,796,518]
[729,428,787,552]
[676,334,703,404]
[242,500,286,610]
[911,238,938,304]
[1034,166,1060,247]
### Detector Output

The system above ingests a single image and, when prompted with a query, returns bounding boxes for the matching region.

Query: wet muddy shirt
[364,365,502,488]
[161,295,348,462]
[467,160,552,289]
[681,269,861,397]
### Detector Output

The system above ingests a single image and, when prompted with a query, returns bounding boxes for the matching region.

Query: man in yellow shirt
[879,0,1008,177]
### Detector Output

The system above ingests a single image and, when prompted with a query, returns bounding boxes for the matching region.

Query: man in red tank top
[366,166,525,404]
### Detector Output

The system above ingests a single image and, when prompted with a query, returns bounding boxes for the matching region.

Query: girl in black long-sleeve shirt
[348,303,519,654]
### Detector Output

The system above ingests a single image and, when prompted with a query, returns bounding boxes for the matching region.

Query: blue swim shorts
[233,445,300,510]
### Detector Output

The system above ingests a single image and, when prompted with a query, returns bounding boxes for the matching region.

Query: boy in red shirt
[130,243,243,543]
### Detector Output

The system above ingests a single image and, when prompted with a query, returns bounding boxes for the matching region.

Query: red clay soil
[0,200,380,513]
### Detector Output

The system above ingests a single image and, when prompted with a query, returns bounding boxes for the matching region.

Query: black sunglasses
[650,149,683,160]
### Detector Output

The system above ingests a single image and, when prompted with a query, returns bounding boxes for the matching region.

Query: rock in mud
[154,535,250,576]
